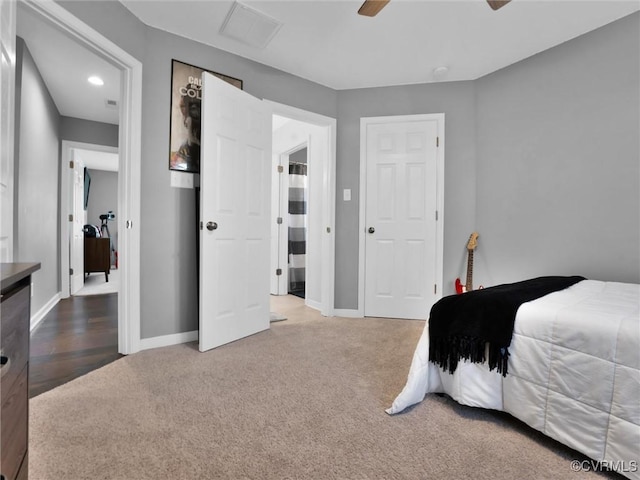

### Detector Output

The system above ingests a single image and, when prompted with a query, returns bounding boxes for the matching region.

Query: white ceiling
[14,1,639,126]
[16,3,121,125]
[121,0,640,89]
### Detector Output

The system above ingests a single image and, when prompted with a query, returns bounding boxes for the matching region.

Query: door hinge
[69,160,74,169]
[436,136,439,147]
[277,165,284,173]
[69,268,74,275]
[435,210,438,221]
[69,214,73,222]
[199,221,203,230]
[277,217,283,224]
[434,284,437,294]
[276,268,282,276]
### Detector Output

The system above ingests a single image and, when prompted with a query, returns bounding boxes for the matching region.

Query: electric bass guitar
[455,232,479,294]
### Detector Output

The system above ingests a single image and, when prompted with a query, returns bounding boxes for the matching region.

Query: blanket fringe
[429,336,510,376]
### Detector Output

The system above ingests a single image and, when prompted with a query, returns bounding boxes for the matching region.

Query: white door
[0,0,16,262]
[70,150,85,294]
[199,72,271,352]
[364,118,440,319]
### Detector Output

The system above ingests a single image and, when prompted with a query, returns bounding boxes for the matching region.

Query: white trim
[264,100,336,317]
[30,292,61,331]
[23,0,142,355]
[333,308,363,319]
[140,330,199,351]
[358,114,445,318]
[60,141,118,299]
[305,298,322,312]
[1,0,16,263]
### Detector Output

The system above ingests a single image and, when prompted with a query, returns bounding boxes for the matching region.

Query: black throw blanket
[429,276,585,376]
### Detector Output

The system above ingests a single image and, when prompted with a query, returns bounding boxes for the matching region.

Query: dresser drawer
[1,285,30,403]
[0,364,28,480]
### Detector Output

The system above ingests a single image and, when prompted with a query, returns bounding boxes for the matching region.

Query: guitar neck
[465,250,474,292]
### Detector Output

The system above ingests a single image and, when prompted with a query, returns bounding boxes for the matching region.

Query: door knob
[368,227,375,234]
[206,221,218,231]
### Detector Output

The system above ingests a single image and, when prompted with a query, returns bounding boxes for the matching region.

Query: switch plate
[343,189,351,201]
[170,171,194,189]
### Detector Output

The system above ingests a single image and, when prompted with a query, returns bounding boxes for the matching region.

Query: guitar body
[455,232,479,294]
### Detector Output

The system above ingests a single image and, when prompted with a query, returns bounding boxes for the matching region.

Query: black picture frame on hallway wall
[168,59,243,173]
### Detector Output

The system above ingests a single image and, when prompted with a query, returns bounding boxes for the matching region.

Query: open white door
[70,150,85,294]
[199,72,271,352]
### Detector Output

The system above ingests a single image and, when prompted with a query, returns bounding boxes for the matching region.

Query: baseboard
[305,299,322,312]
[140,330,199,351]
[30,293,61,331]
[333,308,363,318]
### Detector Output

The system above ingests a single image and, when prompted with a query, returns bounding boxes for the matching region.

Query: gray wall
[15,39,61,313]
[474,12,640,286]
[61,116,118,147]
[335,82,478,307]
[86,169,118,253]
[289,147,307,164]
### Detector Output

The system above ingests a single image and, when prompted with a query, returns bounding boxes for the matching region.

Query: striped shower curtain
[288,162,307,296]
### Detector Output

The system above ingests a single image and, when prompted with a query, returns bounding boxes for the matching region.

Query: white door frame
[23,0,142,354]
[358,114,445,317]
[60,141,118,298]
[1,0,16,262]
[265,100,336,317]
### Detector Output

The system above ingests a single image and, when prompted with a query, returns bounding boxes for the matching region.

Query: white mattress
[387,280,640,479]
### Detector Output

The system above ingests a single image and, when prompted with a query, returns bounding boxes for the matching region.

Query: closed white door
[199,72,271,352]
[0,0,16,262]
[70,151,85,294]
[364,118,439,319]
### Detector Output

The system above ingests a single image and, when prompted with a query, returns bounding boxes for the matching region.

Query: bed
[387,278,640,480]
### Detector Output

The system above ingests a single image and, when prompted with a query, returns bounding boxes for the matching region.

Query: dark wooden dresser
[1,262,40,480]
[84,237,110,282]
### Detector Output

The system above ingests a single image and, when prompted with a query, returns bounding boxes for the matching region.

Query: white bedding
[387,280,640,479]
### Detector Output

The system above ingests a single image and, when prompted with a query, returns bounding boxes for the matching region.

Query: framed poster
[169,59,243,173]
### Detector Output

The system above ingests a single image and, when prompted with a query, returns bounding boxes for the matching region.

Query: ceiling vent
[105,99,118,109]
[220,1,283,49]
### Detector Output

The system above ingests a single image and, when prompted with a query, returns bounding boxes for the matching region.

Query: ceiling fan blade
[358,0,390,17]
[487,0,512,10]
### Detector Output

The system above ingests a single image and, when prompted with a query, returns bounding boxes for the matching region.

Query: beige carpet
[30,296,617,480]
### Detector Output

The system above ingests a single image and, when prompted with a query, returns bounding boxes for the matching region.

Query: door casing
[265,101,336,317]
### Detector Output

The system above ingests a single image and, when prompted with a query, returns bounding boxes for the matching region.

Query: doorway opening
[68,144,120,297]
[285,145,308,299]
[268,105,336,316]
[18,1,142,354]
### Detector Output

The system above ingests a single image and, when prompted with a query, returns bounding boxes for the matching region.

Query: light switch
[343,189,351,201]
[170,171,194,189]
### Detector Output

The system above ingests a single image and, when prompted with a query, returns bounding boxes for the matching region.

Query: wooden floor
[29,293,122,398]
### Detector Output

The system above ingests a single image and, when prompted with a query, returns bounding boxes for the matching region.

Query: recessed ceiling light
[88,76,104,86]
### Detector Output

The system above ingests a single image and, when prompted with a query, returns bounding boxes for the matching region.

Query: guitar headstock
[467,232,479,251]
